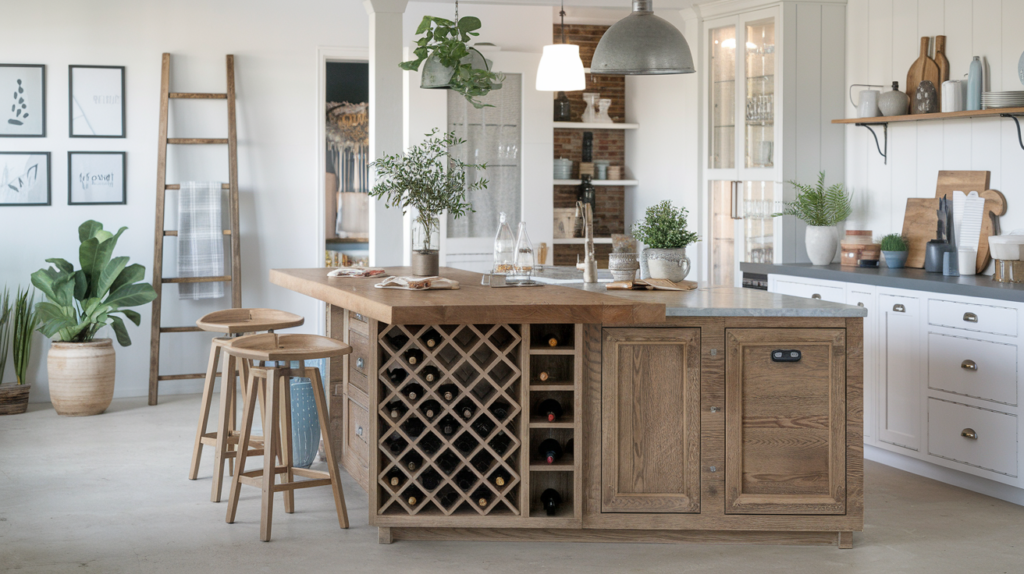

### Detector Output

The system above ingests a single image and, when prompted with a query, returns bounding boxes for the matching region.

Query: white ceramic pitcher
[849,84,883,118]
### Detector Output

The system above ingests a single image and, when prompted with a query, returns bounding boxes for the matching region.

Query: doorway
[324,60,370,268]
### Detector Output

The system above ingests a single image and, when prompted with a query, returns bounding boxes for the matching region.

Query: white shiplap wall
[845,0,1024,272]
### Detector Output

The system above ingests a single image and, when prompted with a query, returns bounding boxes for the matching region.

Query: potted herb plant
[369,129,487,276]
[632,200,699,281]
[400,13,504,108]
[31,220,157,416]
[774,172,853,265]
[0,287,37,415]
[880,233,909,269]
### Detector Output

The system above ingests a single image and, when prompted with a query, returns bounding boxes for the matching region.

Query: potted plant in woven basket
[773,172,853,265]
[369,129,487,276]
[31,220,157,416]
[0,287,38,415]
[632,200,700,282]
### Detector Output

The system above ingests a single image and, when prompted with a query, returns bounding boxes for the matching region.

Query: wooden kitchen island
[270,267,866,548]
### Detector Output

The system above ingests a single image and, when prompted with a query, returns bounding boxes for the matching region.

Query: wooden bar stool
[224,333,351,541]
[189,308,304,503]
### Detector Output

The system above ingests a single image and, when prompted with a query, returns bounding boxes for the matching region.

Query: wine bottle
[403,452,423,472]
[402,417,425,438]
[538,398,563,423]
[540,488,562,516]
[489,432,511,456]
[420,433,442,456]
[419,399,440,419]
[386,399,407,420]
[405,348,424,366]
[402,383,425,402]
[419,469,442,491]
[421,365,441,384]
[471,416,495,438]
[492,469,510,487]
[437,452,460,475]
[537,438,563,464]
[455,468,477,492]
[438,489,460,508]
[387,333,410,350]
[470,453,492,473]
[547,334,559,347]
[405,486,423,507]
[489,400,511,421]
[438,384,459,402]
[565,438,574,456]
[387,368,408,385]
[386,432,408,454]
[454,434,478,454]
[421,328,442,349]
[458,402,476,420]
[538,371,550,382]
[438,415,458,437]
[473,486,491,508]
[387,469,404,487]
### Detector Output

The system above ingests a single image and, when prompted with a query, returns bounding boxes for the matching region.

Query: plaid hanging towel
[177,181,225,300]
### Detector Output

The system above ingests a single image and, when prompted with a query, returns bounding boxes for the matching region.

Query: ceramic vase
[643,248,691,282]
[967,56,983,111]
[48,339,116,416]
[915,81,938,113]
[288,359,326,469]
[805,226,838,266]
[878,81,909,116]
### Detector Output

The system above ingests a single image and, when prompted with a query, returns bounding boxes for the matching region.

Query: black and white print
[68,151,126,205]
[69,65,125,137]
[0,64,45,137]
[0,152,50,206]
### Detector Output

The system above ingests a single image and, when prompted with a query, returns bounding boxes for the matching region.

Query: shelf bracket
[1001,114,1024,151]
[855,123,887,164]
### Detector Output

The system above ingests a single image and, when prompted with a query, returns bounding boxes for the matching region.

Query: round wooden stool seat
[196,308,304,335]
[224,333,352,363]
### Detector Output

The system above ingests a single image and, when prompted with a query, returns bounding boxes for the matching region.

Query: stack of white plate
[981,91,1024,109]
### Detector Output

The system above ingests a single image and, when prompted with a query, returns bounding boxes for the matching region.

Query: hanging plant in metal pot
[400,3,504,108]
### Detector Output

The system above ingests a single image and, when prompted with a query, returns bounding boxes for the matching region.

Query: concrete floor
[2,395,1023,574]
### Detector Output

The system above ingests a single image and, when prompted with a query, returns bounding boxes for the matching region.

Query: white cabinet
[928,398,1018,477]
[877,292,921,451]
[846,285,876,441]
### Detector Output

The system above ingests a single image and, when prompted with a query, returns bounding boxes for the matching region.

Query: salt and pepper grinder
[554,91,571,122]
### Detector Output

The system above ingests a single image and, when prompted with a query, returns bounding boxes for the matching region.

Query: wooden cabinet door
[725,328,846,514]
[601,328,701,513]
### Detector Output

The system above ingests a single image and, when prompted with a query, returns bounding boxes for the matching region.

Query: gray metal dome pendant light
[421,0,493,89]
[591,0,695,75]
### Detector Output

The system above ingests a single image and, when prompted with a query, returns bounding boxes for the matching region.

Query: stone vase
[47,339,116,416]
[805,226,839,266]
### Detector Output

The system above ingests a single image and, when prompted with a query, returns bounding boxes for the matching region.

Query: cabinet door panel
[725,328,846,514]
[602,328,701,513]
[878,294,920,450]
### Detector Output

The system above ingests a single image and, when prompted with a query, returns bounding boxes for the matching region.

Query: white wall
[845,0,1024,269]
[0,0,370,401]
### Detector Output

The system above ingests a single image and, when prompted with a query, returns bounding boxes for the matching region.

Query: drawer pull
[354,313,365,322]
[771,349,802,362]
[963,312,978,323]
[355,426,364,437]
[356,357,364,370]
[961,359,978,371]
[857,302,864,307]
[811,293,822,300]
[961,428,978,440]
[893,304,905,313]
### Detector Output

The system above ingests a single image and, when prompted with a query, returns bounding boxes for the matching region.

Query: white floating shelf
[551,238,614,245]
[554,179,638,186]
[553,122,639,130]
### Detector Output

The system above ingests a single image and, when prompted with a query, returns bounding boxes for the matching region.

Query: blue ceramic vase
[289,359,326,469]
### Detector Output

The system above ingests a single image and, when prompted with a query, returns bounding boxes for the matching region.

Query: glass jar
[514,221,535,280]
[492,212,516,275]
[411,214,439,254]
[554,91,571,122]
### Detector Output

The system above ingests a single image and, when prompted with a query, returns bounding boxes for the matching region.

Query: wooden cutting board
[907,37,940,114]
[902,198,941,268]
[935,35,950,107]
[932,171,994,273]
[977,189,1007,273]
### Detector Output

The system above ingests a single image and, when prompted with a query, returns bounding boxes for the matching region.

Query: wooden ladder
[149,53,241,405]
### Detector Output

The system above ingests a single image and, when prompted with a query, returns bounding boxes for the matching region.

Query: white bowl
[987,235,1024,261]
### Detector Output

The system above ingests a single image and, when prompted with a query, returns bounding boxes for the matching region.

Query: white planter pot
[47,339,116,416]
[643,248,691,282]
[805,226,838,266]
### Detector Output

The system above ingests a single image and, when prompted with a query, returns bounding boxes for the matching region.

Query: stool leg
[311,367,348,529]
[257,368,285,470]
[226,366,259,524]
[211,350,236,503]
[280,367,295,514]
[260,368,282,542]
[226,363,237,477]
[189,340,221,480]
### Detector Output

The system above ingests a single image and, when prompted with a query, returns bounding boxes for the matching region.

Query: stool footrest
[274,479,333,492]
[236,467,332,490]
[200,434,263,447]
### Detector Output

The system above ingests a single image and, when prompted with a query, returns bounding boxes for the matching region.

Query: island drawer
[343,396,370,488]
[349,329,370,377]
[927,398,1017,477]
[928,299,1017,337]
[348,368,369,397]
[927,333,1017,405]
[349,310,368,336]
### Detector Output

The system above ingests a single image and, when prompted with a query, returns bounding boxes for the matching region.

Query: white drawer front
[773,279,846,303]
[928,299,1017,337]
[928,398,1018,477]
[928,333,1018,406]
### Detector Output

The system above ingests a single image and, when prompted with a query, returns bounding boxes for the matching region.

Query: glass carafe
[514,221,535,280]
[492,212,516,275]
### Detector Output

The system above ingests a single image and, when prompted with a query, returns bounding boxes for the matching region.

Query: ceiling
[408,0,699,10]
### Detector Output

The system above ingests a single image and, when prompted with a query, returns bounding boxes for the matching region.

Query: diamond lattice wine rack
[376,323,524,517]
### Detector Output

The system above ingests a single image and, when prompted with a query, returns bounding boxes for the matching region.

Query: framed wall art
[0,64,45,137]
[0,152,51,206]
[70,65,125,138]
[68,151,126,205]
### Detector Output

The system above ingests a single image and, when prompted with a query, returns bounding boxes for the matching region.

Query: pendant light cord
[560,0,567,44]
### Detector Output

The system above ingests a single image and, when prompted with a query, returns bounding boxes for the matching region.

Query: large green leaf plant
[31,220,157,346]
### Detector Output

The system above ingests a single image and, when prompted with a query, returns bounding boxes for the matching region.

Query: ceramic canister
[942,80,964,112]
[858,90,880,118]
[878,81,909,116]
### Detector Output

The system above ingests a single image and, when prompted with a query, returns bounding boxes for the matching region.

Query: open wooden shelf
[325,237,369,244]
[529,415,575,429]
[529,347,577,356]
[529,382,574,391]
[832,106,1024,125]
[551,237,613,245]
[554,121,638,130]
[529,454,575,472]
[554,179,638,186]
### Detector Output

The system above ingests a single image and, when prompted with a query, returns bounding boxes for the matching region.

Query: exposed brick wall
[553,243,615,269]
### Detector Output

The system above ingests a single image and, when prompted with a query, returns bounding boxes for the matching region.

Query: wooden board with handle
[977,189,1007,274]
[907,37,940,114]
[932,171,995,274]
[902,198,941,268]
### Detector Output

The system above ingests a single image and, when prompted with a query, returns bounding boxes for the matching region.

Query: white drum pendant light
[536,1,586,91]
[591,0,695,75]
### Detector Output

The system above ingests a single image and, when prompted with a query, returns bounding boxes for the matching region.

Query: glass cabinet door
[741,181,775,264]
[709,180,737,287]
[708,24,736,170]
[742,16,776,170]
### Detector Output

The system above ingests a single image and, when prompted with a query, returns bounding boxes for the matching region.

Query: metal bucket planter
[421,48,491,89]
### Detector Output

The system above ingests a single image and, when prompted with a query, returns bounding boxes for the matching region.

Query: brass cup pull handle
[961,428,978,440]
[354,313,365,322]
[356,426,364,437]
[963,312,978,323]
[893,304,905,312]
[857,302,865,307]
[811,293,822,300]
[356,357,364,369]
[961,359,978,371]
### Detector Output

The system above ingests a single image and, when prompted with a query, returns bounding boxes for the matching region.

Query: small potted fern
[880,233,909,269]
[774,172,852,265]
